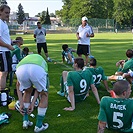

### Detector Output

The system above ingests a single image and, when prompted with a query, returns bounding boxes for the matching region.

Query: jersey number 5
[113,112,123,128]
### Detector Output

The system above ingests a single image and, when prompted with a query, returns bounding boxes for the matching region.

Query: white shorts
[129,71,133,77]
[15,64,49,92]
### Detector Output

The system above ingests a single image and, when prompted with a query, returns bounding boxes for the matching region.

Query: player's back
[85,66,107,86]
[99,96,133,131]
[67,70,94,102]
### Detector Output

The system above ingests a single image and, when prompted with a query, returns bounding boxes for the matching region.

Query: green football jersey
[98,96,133,132]
[17,54,48,72]
[67,70,94,102]
[85,67,107,87]
[11,45,23,61]
[122,58,133,73]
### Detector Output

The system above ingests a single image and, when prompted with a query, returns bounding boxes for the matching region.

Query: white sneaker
[34,123,49,133]
[47,57,52,62]
[23,120,33,129]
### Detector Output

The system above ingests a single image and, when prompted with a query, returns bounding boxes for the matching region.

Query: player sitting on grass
[62,44,76,65]
[108,49,133,81]
[97,80,133,133]
[84,58,110,92]
[57,57,100,111]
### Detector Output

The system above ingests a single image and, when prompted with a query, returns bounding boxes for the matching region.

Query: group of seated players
[10,40,133,133]
[59,46,133,133]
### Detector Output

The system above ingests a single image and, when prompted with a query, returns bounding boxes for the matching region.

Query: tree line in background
[1,0,133,29]
[17,4,51,25]
[0,0,51,25]
[55,0,133,29]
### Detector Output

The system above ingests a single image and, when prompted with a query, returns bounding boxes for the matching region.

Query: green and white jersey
[62,48,74,63]
[85,66,107,87]
[17,54,48,72]
[122,58,133,73]
[98,96,133,132]
[67,70,94,102]
[11,45,23,61]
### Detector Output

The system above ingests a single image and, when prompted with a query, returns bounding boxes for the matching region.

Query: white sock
[38,107,47,116]
[24,103,30,108]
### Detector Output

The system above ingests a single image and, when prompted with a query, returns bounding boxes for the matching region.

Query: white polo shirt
[77,24,93,45]
[0,19,11,51]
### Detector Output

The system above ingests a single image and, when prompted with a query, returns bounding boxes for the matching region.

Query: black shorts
[37,42,48,54]
[0,51,12,72]
[77,44,90,55]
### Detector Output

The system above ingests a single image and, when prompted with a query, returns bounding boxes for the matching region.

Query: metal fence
[9,18,132,34]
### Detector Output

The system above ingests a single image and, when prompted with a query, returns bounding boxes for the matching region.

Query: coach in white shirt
[76,16,94,66]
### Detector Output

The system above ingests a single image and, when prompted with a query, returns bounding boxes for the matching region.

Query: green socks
[36,115,45,128]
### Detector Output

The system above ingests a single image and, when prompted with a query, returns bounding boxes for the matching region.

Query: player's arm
[103,80,110,92]
[91,84,100,104]
[71,48,77,53]
[107,75,124,81]
[86,26,94,37]
[116,60,125,67]
[33,30,36,38]
[67,53,73,63]
[62,55,65,62]
[89,32,94,37]
[0,38,14,50]
[64,86,75,111]
[76,32,81,40]
[115,71,123,76]
[15,48,23,61]
[16,81,24,115]
[28,89,39,114]
[97,121,106,133]
[34,34,36,38]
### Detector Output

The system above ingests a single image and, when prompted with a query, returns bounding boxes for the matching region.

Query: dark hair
[0,5,10,12]
[62,44,68,51]
[113,80,130,95]
[126,49,133,58]
[11,37,23,45]
[74,58,84,69]
[37,21,41,25]
[90,58,97,66]
[23,47,29,55]
[15,37,23,41]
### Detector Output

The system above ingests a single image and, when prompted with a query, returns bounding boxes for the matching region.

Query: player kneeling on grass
[97,80,133,133]
[15,54,49,133]
[57,57,100,111]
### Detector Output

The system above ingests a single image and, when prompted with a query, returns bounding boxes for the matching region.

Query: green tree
[40,11,46,24]
[50,13,56,17]
[60,0,72,25]
[35,12,41,17]
[44,7,51,25]
[113,0,133,27]
[17,3,25,25]
[60,0,114,26]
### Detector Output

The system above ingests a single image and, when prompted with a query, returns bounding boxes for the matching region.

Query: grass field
[0,33,133,133]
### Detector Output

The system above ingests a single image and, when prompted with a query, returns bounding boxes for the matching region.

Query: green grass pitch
[0,33,133,133]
